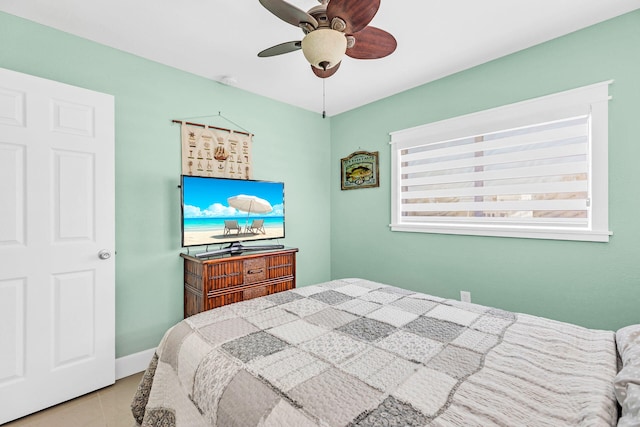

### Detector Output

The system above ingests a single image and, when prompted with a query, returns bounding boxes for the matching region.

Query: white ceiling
[2,1,639,116]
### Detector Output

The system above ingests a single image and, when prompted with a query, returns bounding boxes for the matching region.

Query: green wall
[0,12,332,357]
[330,10,640,331]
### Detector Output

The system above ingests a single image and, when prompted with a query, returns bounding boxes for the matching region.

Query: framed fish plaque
[341,151,379,190]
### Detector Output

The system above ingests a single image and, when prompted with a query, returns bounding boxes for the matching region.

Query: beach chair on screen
[224,220,241,235]
[246,219,266,234]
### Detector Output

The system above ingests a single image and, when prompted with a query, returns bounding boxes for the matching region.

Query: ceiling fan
[258,0,397,78]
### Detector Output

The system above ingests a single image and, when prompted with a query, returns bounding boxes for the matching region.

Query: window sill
[389,223,612,242]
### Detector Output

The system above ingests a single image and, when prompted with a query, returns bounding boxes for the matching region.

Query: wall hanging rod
[171,120,252,137]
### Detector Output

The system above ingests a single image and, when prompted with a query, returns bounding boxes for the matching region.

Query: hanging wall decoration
[178,120,253,179]
[341,151,379,190]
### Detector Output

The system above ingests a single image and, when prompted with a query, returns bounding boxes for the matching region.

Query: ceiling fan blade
[347,26,396,59]
[259,0,318,29]
[327,0,380,34]
[311,62,341,78]
[258,41,302,57]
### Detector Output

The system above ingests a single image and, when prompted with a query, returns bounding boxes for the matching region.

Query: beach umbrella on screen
[227,194,273,229]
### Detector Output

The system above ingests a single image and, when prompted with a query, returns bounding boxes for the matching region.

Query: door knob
[98,250,112,260]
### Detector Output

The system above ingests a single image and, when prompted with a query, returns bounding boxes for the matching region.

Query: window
[390,81,612,242]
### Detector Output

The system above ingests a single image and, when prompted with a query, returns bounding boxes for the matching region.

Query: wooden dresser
[181,248,298,317]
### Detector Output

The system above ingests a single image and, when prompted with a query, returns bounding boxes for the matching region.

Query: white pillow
[615,325,640,426]
[617,324,640,366]
[617,383,640,427]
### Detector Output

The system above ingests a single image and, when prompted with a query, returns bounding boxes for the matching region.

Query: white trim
[389,81,613,242]
[389,223,612,242]
[115,348,156,380]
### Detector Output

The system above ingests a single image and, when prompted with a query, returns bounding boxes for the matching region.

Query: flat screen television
[181,175,285,257]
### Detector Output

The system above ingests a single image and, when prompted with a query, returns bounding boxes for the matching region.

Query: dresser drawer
[206,260,243,290]
[244,285,268,300]
[266,253,295,278]
[243,257,267,284]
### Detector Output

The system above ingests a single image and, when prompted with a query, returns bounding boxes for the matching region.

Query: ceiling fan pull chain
[322,78,326,119]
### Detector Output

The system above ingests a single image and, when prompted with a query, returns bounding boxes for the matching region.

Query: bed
[131,278,640,426]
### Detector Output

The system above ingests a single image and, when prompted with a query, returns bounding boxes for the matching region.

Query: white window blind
[390,81,612,242]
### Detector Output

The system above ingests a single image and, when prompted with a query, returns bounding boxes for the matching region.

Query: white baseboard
[115,348,156,380]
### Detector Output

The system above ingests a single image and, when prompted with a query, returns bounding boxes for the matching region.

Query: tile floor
[4,372,143,427]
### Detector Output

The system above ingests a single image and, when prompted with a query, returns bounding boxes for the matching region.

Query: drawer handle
[247,268,264,275]
[269,263,292,269]
[209,272,240,280]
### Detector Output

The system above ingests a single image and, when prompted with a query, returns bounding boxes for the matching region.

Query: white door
[0,67,115,424]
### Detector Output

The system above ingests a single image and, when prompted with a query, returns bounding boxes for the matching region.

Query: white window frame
[389,81,613,242]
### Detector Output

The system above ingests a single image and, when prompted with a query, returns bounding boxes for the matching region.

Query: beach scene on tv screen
[182,177,284,247]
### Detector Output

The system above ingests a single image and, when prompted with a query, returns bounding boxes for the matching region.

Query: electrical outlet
[460,291,471,303]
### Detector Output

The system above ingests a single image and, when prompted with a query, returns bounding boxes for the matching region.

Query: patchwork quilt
[132,278,619,426]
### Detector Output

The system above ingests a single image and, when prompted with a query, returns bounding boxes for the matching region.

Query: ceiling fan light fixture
[301,29,347,70]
